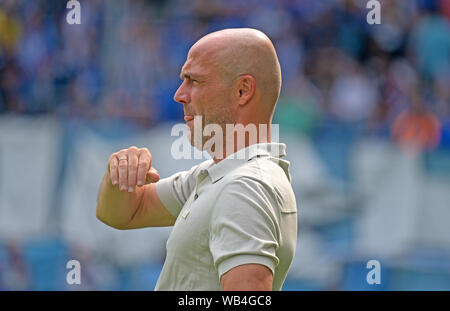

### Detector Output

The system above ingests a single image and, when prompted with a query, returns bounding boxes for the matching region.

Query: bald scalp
[190,28,282,114]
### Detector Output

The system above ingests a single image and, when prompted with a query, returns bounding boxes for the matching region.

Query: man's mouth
[184,115,194,122]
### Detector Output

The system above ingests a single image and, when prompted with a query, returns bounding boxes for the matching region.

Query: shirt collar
[206,142,287,183]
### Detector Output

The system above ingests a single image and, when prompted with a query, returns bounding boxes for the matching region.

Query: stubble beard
[188,106,236,154]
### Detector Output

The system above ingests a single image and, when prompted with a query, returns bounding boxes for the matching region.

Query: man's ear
[237,75,256,106]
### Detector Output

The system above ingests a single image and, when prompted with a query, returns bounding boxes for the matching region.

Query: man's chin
[187,131,203,150]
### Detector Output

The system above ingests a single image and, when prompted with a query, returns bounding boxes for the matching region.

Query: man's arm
[96,146,176,229]
[221,264,273,291]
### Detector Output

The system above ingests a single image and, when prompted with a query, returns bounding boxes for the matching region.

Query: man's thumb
[145,167,160,184]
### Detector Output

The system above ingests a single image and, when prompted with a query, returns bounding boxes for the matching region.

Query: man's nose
[173,82,189,105]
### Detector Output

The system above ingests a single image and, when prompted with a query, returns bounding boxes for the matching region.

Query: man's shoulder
[212,157,297,219]
[219,157,295,206]
[157,158,213,194]
[226,156,291,187]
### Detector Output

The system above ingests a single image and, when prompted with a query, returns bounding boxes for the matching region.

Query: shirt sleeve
[210,176,281,278]
[155,161,209,218]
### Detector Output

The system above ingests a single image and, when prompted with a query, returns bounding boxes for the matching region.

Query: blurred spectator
[0,3,22,52]
[274,74,322,135]
[0,240,28,290]
[392,95,441,154]
[328,54,378,122]
[409,1,450,82]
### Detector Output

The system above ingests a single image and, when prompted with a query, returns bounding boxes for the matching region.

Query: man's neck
[212,127,271,163]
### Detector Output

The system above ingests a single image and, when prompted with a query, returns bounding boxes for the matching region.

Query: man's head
[174,28,282,152]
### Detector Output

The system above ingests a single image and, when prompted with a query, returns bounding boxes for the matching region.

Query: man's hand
[108,146,160,193]
[97,146,174,229]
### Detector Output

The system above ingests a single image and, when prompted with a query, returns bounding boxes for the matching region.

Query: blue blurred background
[1,0,450,290]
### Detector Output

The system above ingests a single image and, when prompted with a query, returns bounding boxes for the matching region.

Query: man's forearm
[96,171,144,229]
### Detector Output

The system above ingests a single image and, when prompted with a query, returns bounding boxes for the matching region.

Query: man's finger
[109,155,119,185]
[136,153,151,187]
[117,152,128,191]
[145,167,160,184]
[140,147,152,168]
[127,148,139,192]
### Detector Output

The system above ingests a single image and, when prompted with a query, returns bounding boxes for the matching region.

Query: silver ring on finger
[117,156,128,162]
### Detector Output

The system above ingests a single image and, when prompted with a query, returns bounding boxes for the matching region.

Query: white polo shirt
[154,142,298,290]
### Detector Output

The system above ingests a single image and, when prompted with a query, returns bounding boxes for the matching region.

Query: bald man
[96,28,298,291]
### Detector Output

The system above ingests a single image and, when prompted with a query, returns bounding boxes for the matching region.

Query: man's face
[174,48,236,148]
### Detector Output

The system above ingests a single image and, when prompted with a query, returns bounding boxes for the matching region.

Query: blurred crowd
[0,0,449,151]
